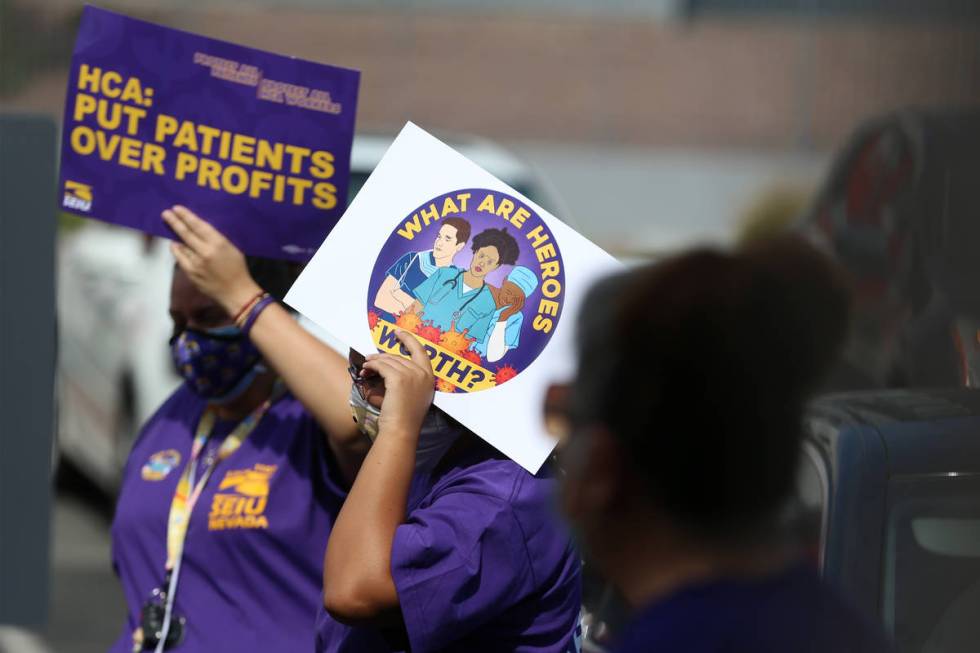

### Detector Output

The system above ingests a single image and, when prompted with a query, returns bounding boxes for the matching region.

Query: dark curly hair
[471,228,519,266]
[572,235,852,540]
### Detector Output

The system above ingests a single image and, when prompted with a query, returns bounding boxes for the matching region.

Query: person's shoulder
[434,455,519,494]
[620,565,893,653]
[435,455,561,527]
[142,382,203,431]
[748,565,894,652]
[125,383,201,465]
[447,456,577,588]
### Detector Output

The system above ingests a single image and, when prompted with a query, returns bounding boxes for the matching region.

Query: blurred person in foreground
[109,206,367,653]
[554,235,894,652]
[163,206,582,653]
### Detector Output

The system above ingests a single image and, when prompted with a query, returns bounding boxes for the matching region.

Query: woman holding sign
[163,207,582,653]
[110,208,369,653]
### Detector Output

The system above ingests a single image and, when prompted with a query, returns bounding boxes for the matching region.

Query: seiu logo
[63,181,93,212]
[208,463,277,531]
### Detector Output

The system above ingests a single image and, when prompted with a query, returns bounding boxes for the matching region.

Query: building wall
[4,5,979,150]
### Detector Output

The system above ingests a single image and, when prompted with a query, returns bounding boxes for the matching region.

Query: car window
[883,475,980,653]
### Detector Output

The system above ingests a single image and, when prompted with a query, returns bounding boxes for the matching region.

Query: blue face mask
[170,325,263,404]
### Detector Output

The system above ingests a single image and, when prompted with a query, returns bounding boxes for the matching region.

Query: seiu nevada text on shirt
[207,463,277,531]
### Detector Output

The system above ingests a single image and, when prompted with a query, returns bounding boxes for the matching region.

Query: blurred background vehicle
[799,109,980,394]
[56,225,173,491]
[802,389,980,653]
[55,131,564,495]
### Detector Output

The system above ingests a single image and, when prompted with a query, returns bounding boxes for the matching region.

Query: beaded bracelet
[232,291,265,324]
[234,301,260,328]
[235,292,269,329]
[241,294,276,336]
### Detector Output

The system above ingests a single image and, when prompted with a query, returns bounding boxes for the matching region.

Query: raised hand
[361,330,435,440]
[162,205,261,315]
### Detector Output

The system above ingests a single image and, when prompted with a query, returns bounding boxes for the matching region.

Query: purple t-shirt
[110,384,347,653]
[613,563,894,653]
[315,446,583,653]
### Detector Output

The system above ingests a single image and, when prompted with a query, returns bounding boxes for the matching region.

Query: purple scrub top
[109,384,347,653]
[315,444,583,653]
[613,563,894,653]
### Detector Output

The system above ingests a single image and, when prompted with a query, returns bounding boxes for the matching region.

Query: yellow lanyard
[164,382,284,570]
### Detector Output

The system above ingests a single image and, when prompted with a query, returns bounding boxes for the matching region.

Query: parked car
[55,132,566,493]
[802,388,980,653]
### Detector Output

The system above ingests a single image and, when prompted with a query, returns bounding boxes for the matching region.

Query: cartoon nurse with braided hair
[472,266,539,362]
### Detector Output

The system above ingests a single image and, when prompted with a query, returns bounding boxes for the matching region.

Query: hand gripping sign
[58,6,359,261]
[287,124,621,472]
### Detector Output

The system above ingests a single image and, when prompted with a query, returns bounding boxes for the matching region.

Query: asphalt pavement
[0,465,126,653]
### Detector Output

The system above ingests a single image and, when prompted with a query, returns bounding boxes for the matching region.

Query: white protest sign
[286,123,622,473]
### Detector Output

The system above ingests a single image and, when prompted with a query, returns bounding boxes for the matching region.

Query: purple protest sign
[58,6,359,261]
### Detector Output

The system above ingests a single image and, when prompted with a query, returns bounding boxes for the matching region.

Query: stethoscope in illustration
[428,269,490,321]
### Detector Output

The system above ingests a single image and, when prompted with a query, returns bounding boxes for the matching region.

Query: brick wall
[6,5,980,149]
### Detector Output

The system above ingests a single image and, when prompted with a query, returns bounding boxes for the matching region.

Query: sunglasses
[348,362,367,400]
[348,354,384,401]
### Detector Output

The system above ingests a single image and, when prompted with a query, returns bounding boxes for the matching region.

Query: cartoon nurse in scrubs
[409,228,520,344]
[372,217,472,320]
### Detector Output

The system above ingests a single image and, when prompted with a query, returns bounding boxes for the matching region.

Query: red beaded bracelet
[232,291,265,324]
